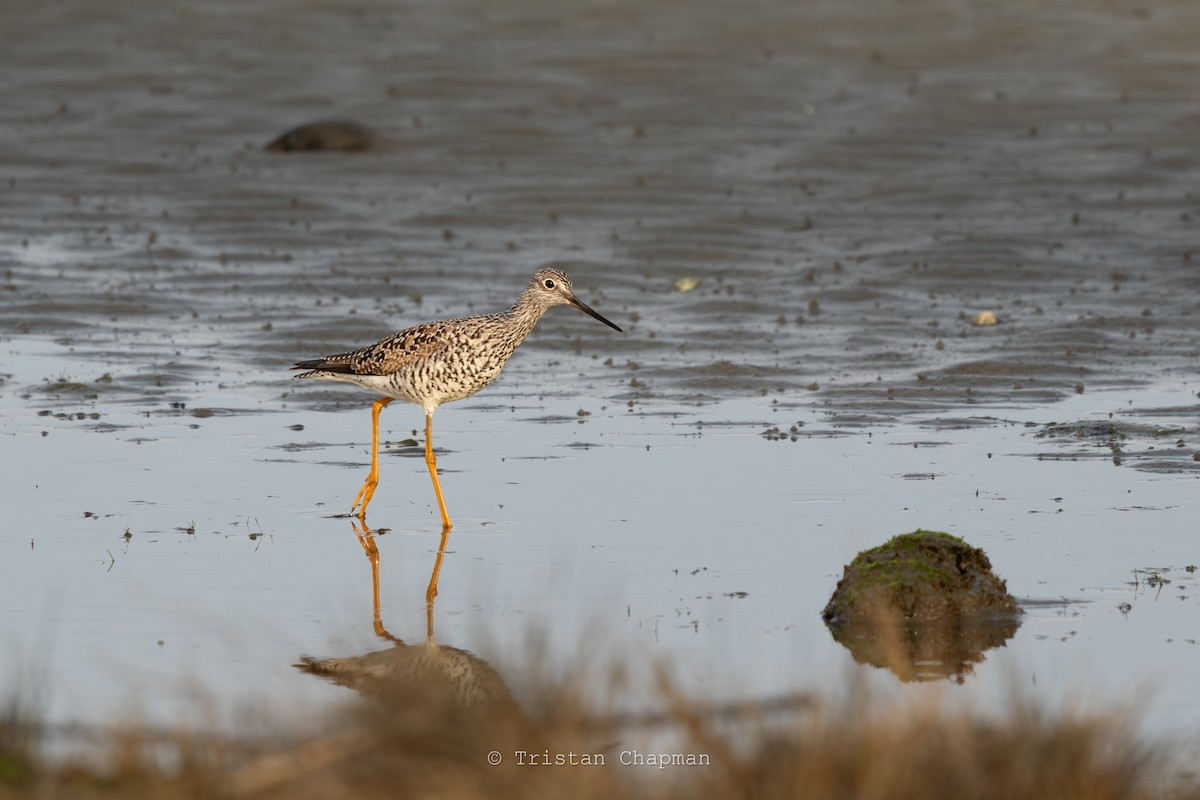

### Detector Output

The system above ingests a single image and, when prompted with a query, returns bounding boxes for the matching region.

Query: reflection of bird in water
[264,524,818,797]
[297,638,516,712]
[296,522,519,717]
[233,526,525,796]
[292,267,622,527]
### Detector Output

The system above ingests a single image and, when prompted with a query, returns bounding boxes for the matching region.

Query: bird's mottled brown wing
[369,326,453,375]
[293,324,453,376]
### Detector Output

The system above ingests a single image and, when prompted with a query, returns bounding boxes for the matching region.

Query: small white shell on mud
[673,277,700,292]
[972,310,999,326]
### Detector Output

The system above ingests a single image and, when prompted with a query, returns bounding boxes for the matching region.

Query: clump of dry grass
[1,662,1195,800]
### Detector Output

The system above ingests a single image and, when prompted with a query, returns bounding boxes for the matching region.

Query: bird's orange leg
[424,412,453,529]
[351,397,393,519]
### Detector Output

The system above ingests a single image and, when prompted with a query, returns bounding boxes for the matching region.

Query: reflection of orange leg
[426,525,451,605]
[351,397,393,519]
[426,525,451,638]
[424,413,453,529]
[351,520,399,644]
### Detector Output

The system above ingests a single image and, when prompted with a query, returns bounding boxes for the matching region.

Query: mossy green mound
[822,530,1022,625]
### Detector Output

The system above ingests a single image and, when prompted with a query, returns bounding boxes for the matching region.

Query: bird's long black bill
[569,296,623,332]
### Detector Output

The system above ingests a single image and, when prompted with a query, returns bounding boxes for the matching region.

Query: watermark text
[491,749,711,769]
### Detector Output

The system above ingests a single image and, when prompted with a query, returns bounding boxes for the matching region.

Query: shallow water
[2,0,1199,763]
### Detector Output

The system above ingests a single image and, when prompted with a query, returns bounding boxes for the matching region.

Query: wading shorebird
[292,267,622,528]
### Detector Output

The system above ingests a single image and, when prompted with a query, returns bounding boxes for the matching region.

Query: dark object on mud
[823,530,1022,682]
[1034,419,1200,474]
[265,119,376,152]
[823,530,1021,623]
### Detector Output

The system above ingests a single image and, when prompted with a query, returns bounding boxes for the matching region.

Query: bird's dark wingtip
[291,358,357,375]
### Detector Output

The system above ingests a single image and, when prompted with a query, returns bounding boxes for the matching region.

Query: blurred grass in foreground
[1,661,1197,800]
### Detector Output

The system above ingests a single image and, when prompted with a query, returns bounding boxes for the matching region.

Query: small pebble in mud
[265,120,376,153]
[972,310,998,326]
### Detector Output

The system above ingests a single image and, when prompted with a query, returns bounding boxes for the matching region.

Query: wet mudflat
[1,0,1199,765]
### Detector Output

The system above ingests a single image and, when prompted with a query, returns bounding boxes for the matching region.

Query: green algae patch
[822,530,1022,625]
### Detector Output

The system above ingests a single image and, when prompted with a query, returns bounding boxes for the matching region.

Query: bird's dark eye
[543,279,556,289]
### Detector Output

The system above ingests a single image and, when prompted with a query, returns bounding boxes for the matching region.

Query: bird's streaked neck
[502,291,553,341]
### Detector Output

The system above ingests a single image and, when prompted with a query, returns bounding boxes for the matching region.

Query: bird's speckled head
[527,267,576,306]
[523,267,622,332]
